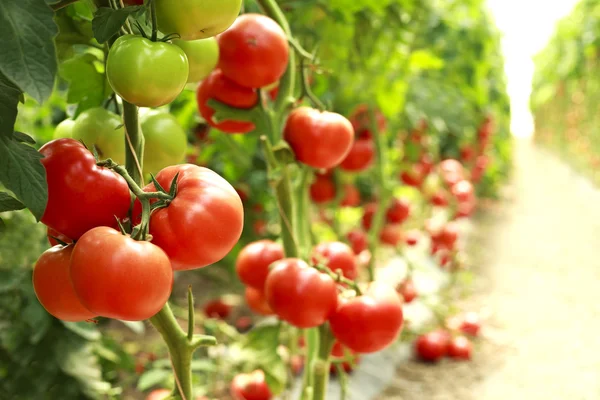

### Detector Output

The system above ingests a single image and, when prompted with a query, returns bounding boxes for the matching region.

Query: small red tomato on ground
[340,184,361,207]
[218,14,289,89]
[245,287,274,316]
[397,278,417,303]
[460,312,482,337]
[346,229,368,254]
[196,69,258,133]
[380,224,403,247]
[448,336,472,360]
[311,241,358,280]
[386,197,411,224]
[265,258,338,328]
[46,227,72,247]
[33,245,96,322]
[70,227,173,321]
[230,370,272,400]
[329,283,403,353]
[145,389,171,400]
[415,331,449,362]
[309,175,336,204]
[284,107,355,170]
[236,240,285,291]
[39,139,131,240]
[339,138,375,172]
[203,298,232,319]
[137,164,244,270]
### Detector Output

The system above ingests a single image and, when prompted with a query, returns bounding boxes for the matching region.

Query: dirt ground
[379,139,600,400]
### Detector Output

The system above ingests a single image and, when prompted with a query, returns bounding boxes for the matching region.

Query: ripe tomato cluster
[33,139,243,322]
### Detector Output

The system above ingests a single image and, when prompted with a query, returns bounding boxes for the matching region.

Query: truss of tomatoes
[33,138,244,322]
[235,239,404,354]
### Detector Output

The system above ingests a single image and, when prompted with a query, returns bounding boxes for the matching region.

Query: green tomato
[155,0,242,40]
[72,107,125,164]
[106,35,189,108]
[173,38,219,83]
[54,119,75,139]
[141,111,188,175]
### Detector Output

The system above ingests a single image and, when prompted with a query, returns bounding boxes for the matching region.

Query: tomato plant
[71,107,125,164]
[311,241,358,280]
[236,240,285,290]
[173,38,219,83]
[140,110,188,174]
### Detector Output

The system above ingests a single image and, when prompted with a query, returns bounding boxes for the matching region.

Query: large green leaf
[59,53,111,115]
[0,0,58,103]
[0,73,23,139]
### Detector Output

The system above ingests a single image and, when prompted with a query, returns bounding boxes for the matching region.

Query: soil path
[379,138,600,400]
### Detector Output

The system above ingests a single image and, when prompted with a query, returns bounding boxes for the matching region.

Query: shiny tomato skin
[33,245,95,322]
[329,283,404,353]
[451,180,475,203]
[340,184,361,207]
[448,336,472,360]
[218,14,289,89]
[173,37,219,83]
[203,298,232,319]
[236,240,285,290]
[340,138,375,172]
[284,107,354,169]
[386,198,411,224]
[70,227,173,321]
[245,287,274,316]
[309,175,336,204]
[140,164,244,270]
[39,139,131,240]
[265,258,338,328]
[415,331,448,362]
[397,278,417,303]
[197,69,258,133]
[311,241,358,280]
[230,370,272,400]
[346,229,368,255]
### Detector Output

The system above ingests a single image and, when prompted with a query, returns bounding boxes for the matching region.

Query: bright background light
[486,0,579,138]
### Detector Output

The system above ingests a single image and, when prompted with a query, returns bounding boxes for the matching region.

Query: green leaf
[263,356,287,395]
[92,6,144,44]
[0,73,23,138]
[119,320,145,334]
[0,135,47,220]
[0,0,58,103]
[0,192,25,213]
[137,368,171,391]
[59,53,110,114]
[13,131,36,145]
[62,321,101,341]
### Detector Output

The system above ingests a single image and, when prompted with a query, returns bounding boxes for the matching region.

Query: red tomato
[33,245,95,322]
[70,227,173,321]
[230,370,272,400]
[460,312,481,336]
[339,138,375,172]
[404,230,420,246]
[460,146,474,162]
[348,104,386,133]
[253,220,268,236]
[419,153,434,175]
[415,331,448,362]
[329,283,403,353]
[451,180,475,203]
[39,139,131,240]
[236,316,254,332]
[284,107,355,169]
[203,298,232,319]
[400,165,425,187]
[397,278,417,303]
[430,190,449,207]
[436,222,459,250]
[138,164,244,270]
[145,389,171,400]
[236,240,285,290]
[311,241,358,280]
[291,355,304,376]
[46,227,71,247]
[218,14,289,89]
[380,224,403,247]
[361,203,378,230]
[448,336,472,360]
[346,229,368,254]
[309,175,336,204]
[197,69,258,133]
[386,197,411,224]
[245,287,274,316]
[340,184,361,207]
[265,258,338,328]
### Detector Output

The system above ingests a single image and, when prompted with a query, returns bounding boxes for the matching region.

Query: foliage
[531,0,600,184]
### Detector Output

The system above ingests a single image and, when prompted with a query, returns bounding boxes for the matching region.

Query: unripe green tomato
[72,107,125,164]
[172,38,219,83]
[106,35,189,108]
[54,119,75,139]
[155,0,242,40]
[141,111,188,175]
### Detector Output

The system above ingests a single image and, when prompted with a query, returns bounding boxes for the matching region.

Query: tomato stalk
[366,104,392,282]
[312,263,362,296]
[149,0,158,42]
[311,324,335,400]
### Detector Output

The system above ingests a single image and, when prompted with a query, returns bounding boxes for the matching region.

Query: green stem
[150,0,158,42]
[50,0,80,10]
[312,324,335,400]
[295,167,312,259]
[300,328,319,400]
[122,101,145,185]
